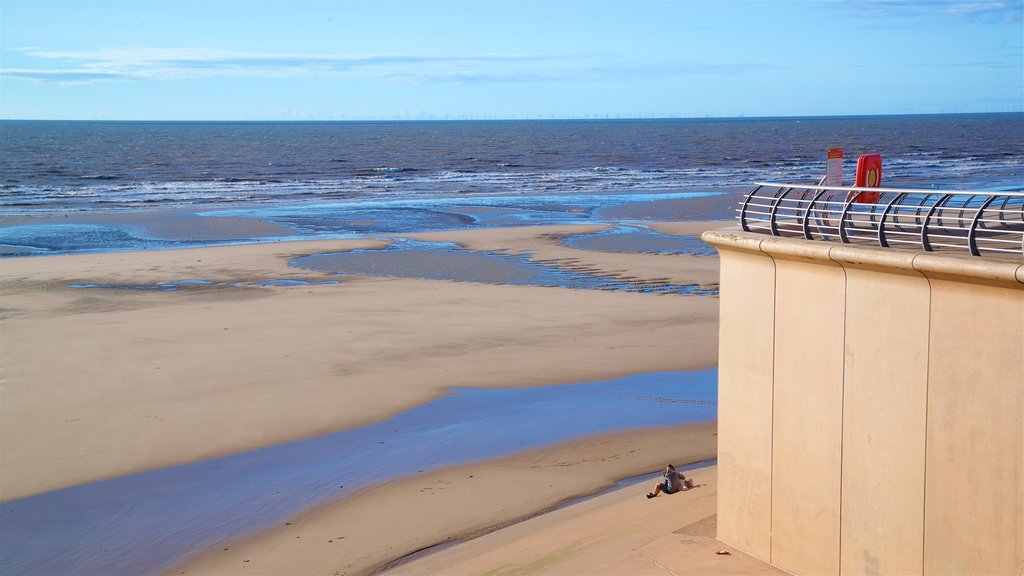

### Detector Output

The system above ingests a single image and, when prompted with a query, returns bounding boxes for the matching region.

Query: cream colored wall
[922,275,1024,576]
[834,249,930,576]
[715,235,775,561]
[705,230,1024,576]
[768,244,846,576]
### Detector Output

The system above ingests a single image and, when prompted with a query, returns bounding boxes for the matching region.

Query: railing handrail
[754,181,1024,198]
[739,182,1024,257]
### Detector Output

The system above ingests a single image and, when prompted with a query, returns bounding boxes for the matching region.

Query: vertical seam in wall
[768,248,777,564]
[836,253,847,576]
[920,262,932,576]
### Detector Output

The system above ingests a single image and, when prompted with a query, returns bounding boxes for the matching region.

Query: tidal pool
[294,239,717,295]
[560,226,717,256]
[68,279,214,291]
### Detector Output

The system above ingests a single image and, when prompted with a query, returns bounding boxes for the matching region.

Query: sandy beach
[176,423,719,576]
[384,463,785,576]
[3,3,1018,570]
[1,221,725,574]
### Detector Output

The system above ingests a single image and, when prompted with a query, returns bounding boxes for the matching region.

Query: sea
[1,113,1022,254]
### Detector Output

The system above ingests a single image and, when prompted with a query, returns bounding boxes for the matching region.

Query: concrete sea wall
[703,229,1023,576]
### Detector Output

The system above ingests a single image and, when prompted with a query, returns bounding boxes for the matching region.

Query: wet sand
[175,423,718,576]
[7,208,300,242]
[1,371,717,575]
[293,236,716,295]
[411,221,720,290]
[0,222,725,574]
[0,190,743,256]
[0,208,302,256]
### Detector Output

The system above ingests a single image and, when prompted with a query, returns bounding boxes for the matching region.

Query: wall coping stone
[702,228,1024,289]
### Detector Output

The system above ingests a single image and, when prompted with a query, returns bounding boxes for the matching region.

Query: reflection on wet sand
[294,238,718,295]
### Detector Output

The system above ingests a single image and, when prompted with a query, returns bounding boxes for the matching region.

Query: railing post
[998,196,1011,224]
[739,185,763,232]
[877,193,906,248]
[967,196,998,256]
[838,191,862,243]
[768,187,792,236]
[921,194,953,252]
[802,188,830,240]
[952,195,979,232]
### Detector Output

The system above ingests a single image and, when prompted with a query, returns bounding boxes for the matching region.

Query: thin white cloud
[0,68,132,83]
[907,60,1019,68]
[14,46,562,67]
[832,0,1022,21]
[3,47,586,83]
[941,1,1023,19]
[1,46,772,85]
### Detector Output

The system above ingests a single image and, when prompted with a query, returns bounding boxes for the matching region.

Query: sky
[0,0,1021,120]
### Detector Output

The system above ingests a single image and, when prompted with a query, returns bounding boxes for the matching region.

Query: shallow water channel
[560,226,717,256]
[0,370,716,576]
[294,238,716,295]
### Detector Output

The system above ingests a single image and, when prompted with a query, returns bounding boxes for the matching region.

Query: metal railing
[738,182,1024,257]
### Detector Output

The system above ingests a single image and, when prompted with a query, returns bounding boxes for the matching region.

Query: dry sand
[386,464,785,576]
[0,222,726,574]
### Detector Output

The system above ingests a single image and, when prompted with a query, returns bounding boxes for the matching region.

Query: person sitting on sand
[647,464,684,499]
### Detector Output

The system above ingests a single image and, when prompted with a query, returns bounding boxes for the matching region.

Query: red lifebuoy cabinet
[853,154,882,203]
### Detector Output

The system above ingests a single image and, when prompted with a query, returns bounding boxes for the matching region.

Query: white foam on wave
[2,157,1020,216]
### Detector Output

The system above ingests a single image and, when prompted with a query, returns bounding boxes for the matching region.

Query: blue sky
[1,0,1021,120]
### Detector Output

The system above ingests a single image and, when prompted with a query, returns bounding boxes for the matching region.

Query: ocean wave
[357,167,418,175]
[0,156,1019,215]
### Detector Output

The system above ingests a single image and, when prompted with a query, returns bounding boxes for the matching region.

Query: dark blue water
[0,370,716,576]
[1,115,1021,254]
[3,116,1022,212]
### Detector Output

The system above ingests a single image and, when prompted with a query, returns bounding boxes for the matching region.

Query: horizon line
[2,111,1023,123]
